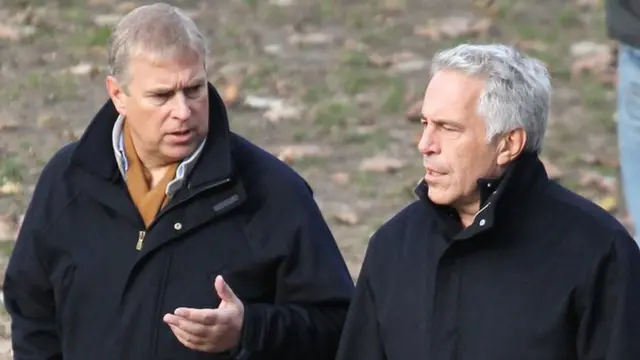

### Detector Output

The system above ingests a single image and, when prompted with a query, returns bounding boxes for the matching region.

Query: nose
[172,92,191,121]
[417,124,440,155]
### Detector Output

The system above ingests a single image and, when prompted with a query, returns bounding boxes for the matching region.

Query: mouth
[425,167,447,177]
[166,129,195,144]
[169,129,192,136]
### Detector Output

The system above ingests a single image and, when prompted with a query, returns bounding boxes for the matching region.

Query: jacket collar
[68,82,235,188]
[415,151,549,240]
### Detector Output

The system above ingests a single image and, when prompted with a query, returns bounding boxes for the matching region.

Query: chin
[163,144,198,162]
[427,188,454,206]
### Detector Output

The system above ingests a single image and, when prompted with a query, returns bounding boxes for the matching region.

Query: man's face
[418,70,502,209]
[107,51,209,167]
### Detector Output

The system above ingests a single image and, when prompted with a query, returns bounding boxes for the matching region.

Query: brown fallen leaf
[288,32,333,46]
[331,172,350,185]
[390,59,428,74]
[67,62,101,78]
[367,51,423,70]
[264,104,302,123]
[368,52,392,68]
[221,81,240,108]
[359,156,406,173]
[0,118,19,131]
[276,144,327,164]
[333,210,360,226]
[414,17,492,41]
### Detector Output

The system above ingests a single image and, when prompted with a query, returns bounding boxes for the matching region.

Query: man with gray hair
[3,3,354,360]
[335,43,640,360]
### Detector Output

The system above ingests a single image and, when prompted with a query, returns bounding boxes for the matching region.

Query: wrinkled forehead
[127,52,207,89]
[422,70,485,123]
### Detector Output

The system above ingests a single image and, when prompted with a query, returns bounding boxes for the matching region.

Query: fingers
[163,313,208,337]
[214,275,238,303]
[172,307,218,325]
[168,323,206,348]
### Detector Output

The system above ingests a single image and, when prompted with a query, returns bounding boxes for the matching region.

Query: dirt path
[0,0,627,356]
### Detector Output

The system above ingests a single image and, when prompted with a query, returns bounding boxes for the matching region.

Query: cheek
[192,99,209,128]
[447,140,480,188]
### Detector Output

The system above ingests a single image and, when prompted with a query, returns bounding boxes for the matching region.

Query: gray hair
[107,3,208,88]
[430,43,551,154]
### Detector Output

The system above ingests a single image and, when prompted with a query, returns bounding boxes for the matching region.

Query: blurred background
[0,0,625,356]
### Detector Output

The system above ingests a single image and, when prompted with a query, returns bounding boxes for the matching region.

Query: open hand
[163,275,244,353]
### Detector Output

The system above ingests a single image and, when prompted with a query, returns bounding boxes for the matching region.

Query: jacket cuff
[239,303,266,353]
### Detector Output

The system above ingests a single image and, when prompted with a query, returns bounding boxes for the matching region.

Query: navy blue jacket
[3,84,354,360]
[335,152,640,360]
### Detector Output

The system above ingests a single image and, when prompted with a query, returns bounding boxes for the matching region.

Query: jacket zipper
[136,231,146,251]
[134,177,231,250]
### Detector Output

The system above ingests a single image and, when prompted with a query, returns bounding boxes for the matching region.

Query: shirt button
[174,222,183,230]
[479,219,486,226]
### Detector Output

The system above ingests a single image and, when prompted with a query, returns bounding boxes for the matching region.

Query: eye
[185,85,203,98]
[153,92,172,100]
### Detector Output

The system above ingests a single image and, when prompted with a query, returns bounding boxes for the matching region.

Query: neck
[146,166,173,188]
[455,199,481,228]
[131,141,177,189]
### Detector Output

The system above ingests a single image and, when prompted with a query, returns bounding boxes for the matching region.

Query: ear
[496,128,527,166]
[106,75,128,116]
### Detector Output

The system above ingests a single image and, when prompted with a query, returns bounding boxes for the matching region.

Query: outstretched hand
[163,275,244,353]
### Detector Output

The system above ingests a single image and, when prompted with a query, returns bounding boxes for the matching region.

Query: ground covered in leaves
[0,0,627,357]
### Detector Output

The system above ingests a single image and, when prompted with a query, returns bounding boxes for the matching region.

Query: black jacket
[335,152,640,360]
[606,0,640,47]
[3,84,354,360]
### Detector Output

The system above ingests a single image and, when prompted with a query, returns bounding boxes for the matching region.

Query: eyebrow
[420,114,464,128]
[145,77,207,95]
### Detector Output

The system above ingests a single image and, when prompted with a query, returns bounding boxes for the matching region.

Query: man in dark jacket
[3,3,354,360]
[335,43,640,360]
[606,0,640,243]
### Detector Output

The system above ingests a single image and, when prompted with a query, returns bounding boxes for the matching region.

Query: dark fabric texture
[3,83,355,360]
[606,0,640,47]
[335,152,640,360]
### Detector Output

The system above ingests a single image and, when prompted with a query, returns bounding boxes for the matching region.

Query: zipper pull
[136,231,146,250]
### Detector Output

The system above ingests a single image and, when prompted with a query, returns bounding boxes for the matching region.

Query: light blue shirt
[111,115,206,196]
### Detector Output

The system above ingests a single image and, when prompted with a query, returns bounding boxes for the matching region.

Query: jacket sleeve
[3,164,62,359]
[235,183,355,360]
[575,231,640,359]
[334,231,387,360]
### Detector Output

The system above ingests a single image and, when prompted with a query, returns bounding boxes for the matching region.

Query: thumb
[215,275,239,304]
